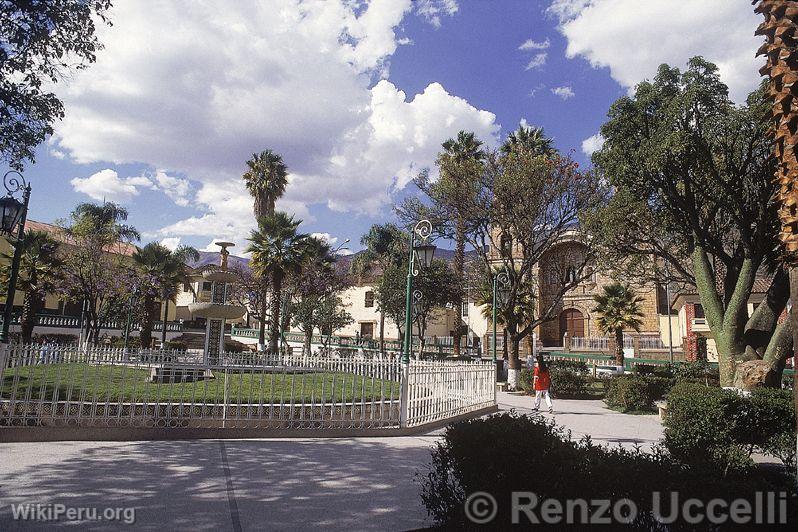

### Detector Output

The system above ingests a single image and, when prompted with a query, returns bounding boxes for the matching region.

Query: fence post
[563,332,570,352]
[399,362,410,428]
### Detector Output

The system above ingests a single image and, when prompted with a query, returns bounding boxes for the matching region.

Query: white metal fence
[0,344,495,433]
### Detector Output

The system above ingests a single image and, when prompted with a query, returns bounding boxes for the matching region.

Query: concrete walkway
[0,393,665,531]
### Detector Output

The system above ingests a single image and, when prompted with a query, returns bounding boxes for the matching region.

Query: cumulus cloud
[52,0,497,242]
[310,232,339,246]
[551,86,575,100]
[525,53,548,70]
[581,133,605,157]
[519,37,551,51]
[70,169,154,203]
[160,237,181,251]
[548,0,761,103]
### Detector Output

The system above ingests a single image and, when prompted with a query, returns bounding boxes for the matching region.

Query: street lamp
[402,220,435,363]
[0,171,31,344]
[491,270,510,363]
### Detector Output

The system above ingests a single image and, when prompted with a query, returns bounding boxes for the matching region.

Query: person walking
[531,356,553,413]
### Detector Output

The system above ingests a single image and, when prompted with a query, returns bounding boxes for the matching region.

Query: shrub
[550,368,588,398]
[419,412,792,529]
[165,340,187,351]
[672,359,719,385]
[663,382,796,477]
[604,374,667,412]
[633,363,674,378]
[519,368,535,392]
[548,359,588,373]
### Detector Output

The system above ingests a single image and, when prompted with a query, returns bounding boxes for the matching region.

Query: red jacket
[533,367,551,391]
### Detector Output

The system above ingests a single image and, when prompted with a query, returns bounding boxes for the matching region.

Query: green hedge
[520,367,590,398]
[664,382,796,477]
[419,412,795,529]
[604,374,669,413]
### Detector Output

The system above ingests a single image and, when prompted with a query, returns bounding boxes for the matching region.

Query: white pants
[533,390,552,410]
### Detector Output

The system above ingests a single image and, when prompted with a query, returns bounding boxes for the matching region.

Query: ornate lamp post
[491,270,510,363]
[402,220,435,364]
[0,171,31,344]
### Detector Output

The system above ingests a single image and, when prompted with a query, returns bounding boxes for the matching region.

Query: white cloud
[519,38,550,51]
[551,86,575,100]
[311,232,338,246]
[52,0,497,242]
[70,169,154,203]
[415,0,459,28]
[581,133,605,157]
[525,53,548,70]
[548,0,761,103]
[160,237,181,251]
[151,170,190,207]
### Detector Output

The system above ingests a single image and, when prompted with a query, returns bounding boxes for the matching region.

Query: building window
[364,290,375,308]
[500,233,512,255]
[360,322,374,339]
[461,301,469,317]
[694,303,705,318]
[202,281,212,291]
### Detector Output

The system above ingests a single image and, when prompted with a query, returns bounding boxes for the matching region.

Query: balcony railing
[0,314,183,332]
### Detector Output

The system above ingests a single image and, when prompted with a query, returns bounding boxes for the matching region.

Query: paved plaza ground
[0,392,664,531]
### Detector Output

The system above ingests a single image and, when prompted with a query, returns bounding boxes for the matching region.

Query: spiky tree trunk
[161,299,169,347]
[614,328,625,368]
[139,294,155,349]
[269,271,283,355]
[452,217,465,357]
[755,0,798,483]
[20,289,43,344]
[258,299,267,351]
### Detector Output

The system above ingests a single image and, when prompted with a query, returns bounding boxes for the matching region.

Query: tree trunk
[452,217,465,357]
[139,295,154,349]
[269,272,282,354]
[20,289,42,344]
[161,299,169,347]
[379,310,385,354]
[304,330,312,356]
[257,299,267,351]
[790,268,798,486]
[507,335,521,390]
[614,327,625,369]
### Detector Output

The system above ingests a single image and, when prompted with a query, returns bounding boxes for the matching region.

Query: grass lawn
[1,363,400,404]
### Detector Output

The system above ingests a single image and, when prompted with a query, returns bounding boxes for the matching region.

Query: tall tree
[500,124,556,157]
[399,131,485,357]
[59,202,139,345]
[242,150,289,219]
[0,230,63,343]
[133,243,199,348]
[375,258,461,358]
[247,212,310,354]
[350,223,406,352]
[457,150,604,389]
[289,237,351,355]
[754,0,798,478]
[588,57,784,386]
[228,263,271,349]
[0,0,112,169]
[593,283,644,369]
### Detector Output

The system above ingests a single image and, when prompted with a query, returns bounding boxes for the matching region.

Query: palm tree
[242,150,289,219]
[247,212,310,354]
[439,130,485,356]
[593,282,644,368]
[350,223,406,353]
[133,243,199,348]
[0,231,62,343]
[500,124,555,157]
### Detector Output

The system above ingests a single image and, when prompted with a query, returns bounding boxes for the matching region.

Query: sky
[14,0,763,255]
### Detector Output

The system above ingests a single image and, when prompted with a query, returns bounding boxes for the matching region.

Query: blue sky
[14,0,762,255]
